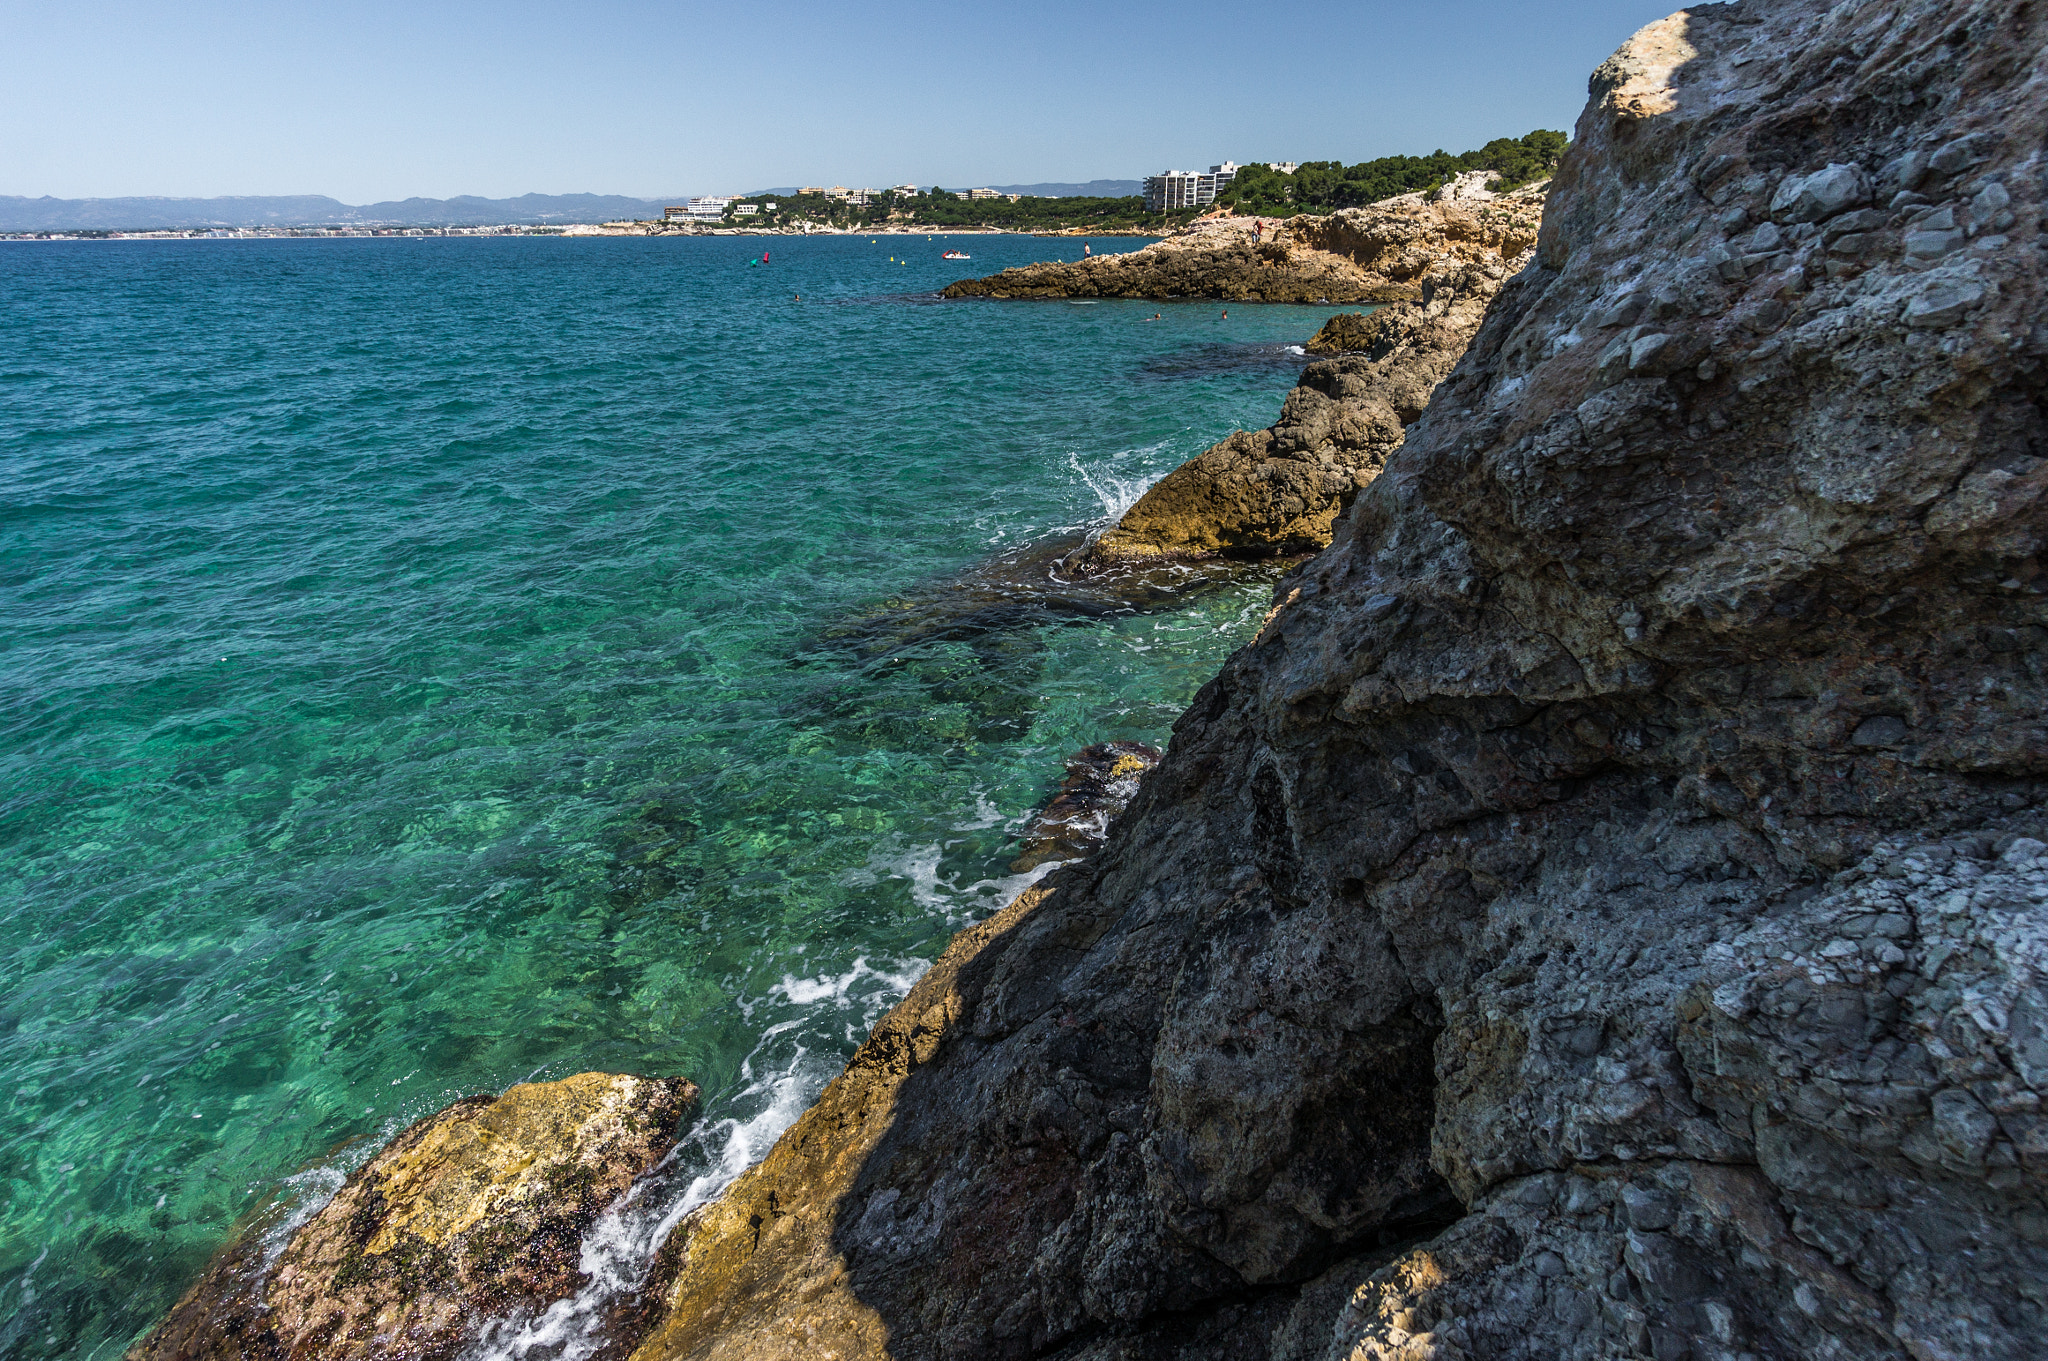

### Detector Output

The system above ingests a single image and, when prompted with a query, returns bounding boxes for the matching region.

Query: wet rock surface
[941,190,1543,306]
[621,1,2048,1359]
[131,1072,696,1361]
[1011,741,1163,873]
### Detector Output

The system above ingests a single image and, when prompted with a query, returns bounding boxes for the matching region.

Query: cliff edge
[627,1,2048,1359]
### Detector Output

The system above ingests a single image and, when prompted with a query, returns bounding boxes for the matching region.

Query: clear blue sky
[4,0,1679,203]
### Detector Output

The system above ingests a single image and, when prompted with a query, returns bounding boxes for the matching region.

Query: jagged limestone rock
[130,1073,697,1361]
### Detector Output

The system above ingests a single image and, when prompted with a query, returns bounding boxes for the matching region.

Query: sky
[3,0,1681,203]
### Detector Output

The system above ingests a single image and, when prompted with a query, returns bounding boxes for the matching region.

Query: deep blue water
[0,233,1345,1358]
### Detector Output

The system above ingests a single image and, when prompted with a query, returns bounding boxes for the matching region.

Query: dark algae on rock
[131,1073,696,1361]
[616,0,2048,1358]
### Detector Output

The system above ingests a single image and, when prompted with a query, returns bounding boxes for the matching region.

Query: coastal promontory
[941,181,1542,305]
[1068,184,1546,568]
[126,0,2048,1356]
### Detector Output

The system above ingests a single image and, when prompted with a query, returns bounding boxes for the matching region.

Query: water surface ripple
[0,234,1342,1357]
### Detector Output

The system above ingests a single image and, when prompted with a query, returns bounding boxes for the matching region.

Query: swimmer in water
[1221,310,1229,320]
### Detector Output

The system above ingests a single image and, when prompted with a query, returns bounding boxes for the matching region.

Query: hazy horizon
[7,0,1676,203]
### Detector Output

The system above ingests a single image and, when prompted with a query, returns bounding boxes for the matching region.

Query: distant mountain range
[0,193,689,232]
[2,181,1148,231]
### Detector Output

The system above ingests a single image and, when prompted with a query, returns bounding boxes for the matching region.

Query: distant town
[2,133,1567,238]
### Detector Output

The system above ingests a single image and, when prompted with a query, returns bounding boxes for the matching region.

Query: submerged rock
[1010,740,1162,872]
[131,1072,696,1361]
[617,2,2048,1359]
[808,530,1290,675]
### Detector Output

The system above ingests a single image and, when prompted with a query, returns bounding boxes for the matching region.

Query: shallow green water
[0,234,1343,1357]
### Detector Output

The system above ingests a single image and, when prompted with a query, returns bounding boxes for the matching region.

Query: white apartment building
[1142,162,1239,212]
[966,188,1002,200]
[684,195,735,220]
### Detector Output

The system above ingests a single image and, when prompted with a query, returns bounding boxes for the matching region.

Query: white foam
[1065,449,1162,524]
[769,955,928,1010]
[951,789,1009,832]
[456,842,1058,1358]
[259,1166,347,1266]
[465,1036,832,1361]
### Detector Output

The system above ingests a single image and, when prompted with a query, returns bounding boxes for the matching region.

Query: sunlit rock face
[130,1073,696,1361]
[940,189,1543,306]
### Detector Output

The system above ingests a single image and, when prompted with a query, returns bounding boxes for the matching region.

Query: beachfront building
[663,206,689,221]
[1142,162,1239,212]
[733,204,758,216]
[683,195,735,220]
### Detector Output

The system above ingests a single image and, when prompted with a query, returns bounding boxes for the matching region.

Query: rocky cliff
[940,190,1544,305]
[623,1,2048,1359]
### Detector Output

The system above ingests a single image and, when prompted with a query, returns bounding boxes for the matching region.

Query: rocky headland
[1066,194,1546,570]
[940,185,1543,306]
[134,0,2048,1357]
[619,0,2048,1357]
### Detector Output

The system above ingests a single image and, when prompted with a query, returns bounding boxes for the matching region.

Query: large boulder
[131,1072,697,1361]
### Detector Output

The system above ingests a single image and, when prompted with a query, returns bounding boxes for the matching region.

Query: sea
[0,232,1346,1358]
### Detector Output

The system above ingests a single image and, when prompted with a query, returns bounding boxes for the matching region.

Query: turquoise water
[0,234,1341,1358]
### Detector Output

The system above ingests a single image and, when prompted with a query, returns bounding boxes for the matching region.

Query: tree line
[710,131,1571,232]
[1216,130,1569,216]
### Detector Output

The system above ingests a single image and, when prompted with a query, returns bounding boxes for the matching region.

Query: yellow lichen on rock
[365,1071,653,1252]
[128,1071,697,1361]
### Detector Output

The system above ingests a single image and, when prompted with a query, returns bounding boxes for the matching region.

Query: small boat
[941,249,971,260]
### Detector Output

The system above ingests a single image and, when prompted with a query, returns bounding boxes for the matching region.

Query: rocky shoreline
[1065,190,1544,571]
[132,0,2048,1357]
[940,183,1543,305]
